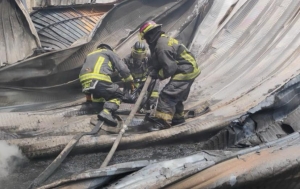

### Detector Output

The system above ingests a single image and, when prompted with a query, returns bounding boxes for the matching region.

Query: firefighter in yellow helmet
[123,41,160,110]
[139,21,201,131]
[79,44,134,126]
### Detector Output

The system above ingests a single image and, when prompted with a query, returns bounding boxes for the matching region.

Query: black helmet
[131,41,147,60]
[133,41,146,52]
[97,43,113,51]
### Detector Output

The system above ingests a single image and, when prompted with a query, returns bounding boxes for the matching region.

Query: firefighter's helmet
[131,41,147,60]
[97,43,113,51]
[139,21,162,40]
[133,41,146,52]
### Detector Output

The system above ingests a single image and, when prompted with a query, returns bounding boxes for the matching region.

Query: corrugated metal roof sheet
[1,0,300,187]
[0,0,40,66]
[0,0,299,146]
[23,0,120,12]
[185,0,300,120]
[0,0,180,86]
[168,135,300,189]
[31,5,111,50]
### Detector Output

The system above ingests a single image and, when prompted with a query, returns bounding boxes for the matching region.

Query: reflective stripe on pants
[155,79,194,123]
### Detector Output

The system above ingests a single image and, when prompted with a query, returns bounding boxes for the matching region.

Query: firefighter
[79,44,134,126]
[139,21,201,131]
[123,41,159,110]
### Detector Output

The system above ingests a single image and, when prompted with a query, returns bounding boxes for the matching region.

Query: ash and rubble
[1,142,202,189]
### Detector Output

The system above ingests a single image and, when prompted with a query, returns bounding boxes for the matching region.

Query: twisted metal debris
[1,0,300,188]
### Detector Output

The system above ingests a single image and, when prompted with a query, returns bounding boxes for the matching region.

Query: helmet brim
[97,44,113,51]
[140,24,162,40]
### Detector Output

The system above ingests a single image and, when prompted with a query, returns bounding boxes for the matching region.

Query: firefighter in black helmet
[79,44,134,126]
[139,21,201,131]
[123,41,159,110]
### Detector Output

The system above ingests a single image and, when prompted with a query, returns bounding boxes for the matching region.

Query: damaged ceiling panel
[0,0,40,66]
[31,5,111,50]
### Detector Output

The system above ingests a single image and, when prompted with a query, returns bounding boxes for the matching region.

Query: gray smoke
[0,141,26,177]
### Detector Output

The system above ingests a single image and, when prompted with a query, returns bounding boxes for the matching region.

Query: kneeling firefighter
[139,21,201,131]
[123,41,160,110]
[79,44,134,126]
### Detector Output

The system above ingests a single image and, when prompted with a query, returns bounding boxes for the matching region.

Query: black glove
[131,90,139,102]
[122,90,133,103]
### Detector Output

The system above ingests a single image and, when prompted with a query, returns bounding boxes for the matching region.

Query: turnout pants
[89,80,123,113]
[146,79,160,109]
[131,79,160,109]
[155,79,194,123]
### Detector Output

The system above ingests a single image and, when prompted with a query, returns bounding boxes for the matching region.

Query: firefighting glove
[122,88,134,103]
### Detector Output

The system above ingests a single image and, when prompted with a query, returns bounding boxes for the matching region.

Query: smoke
[0,141,26,177]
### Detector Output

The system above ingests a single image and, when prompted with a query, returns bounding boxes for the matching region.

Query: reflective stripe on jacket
[79,49,132,90]
[123,55,149,87]
[150,34,200,81]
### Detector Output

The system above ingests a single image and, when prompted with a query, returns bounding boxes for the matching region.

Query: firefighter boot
[98,109,118,127]
[147,97,158,110]
[171,112,185,126]
[171,116,185,126]
[143,114,171,132]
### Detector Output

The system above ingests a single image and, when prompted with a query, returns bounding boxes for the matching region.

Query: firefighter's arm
[157,50,178,80]
[121,57,133,82]
[110,53,133,82]
[146,57,159,79]
[122,56,130,67]
[145,53,151,68]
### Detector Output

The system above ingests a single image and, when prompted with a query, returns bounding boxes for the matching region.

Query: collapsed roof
[1,0,300,188]
[0,0,40,66]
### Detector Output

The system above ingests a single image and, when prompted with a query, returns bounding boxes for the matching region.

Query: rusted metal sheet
[99,133,300,188]
[0,0,40,66]
[168,136,300,189]
[104,154,216,189]
[31,5,110,50]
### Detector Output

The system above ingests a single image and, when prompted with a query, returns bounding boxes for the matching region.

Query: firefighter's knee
[104,98,121,112]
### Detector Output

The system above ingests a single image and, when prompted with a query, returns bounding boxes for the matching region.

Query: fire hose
[27,121,104,189]
[123,78,157,107]
[26,76,153,188]
[100,75,153,168]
